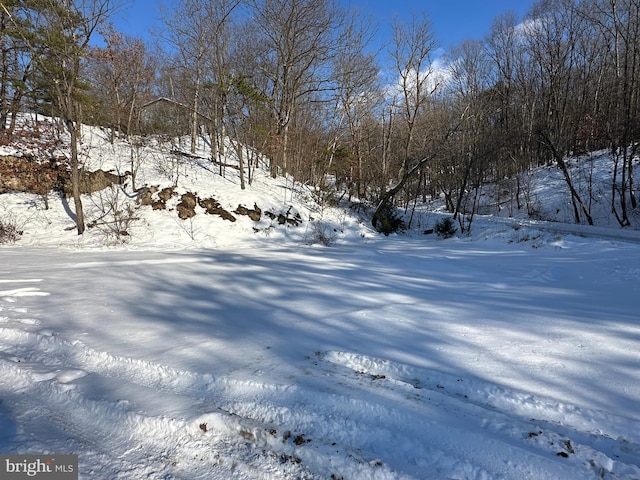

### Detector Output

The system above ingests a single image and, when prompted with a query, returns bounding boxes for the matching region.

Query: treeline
[1,0,639,234]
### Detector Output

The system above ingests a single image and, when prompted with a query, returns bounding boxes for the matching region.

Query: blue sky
[356,1,532,48]
[111,0,533,51]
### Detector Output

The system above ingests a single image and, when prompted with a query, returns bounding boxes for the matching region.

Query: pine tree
[0,0,36,133]
[23,0,112,234]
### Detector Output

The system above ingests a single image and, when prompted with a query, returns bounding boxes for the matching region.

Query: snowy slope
[1,120,640,479]
[0,118,370,250]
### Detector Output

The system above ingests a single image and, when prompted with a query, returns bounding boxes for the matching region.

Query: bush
[88,186,138,245]
[307,220,337,246]
[434,216,457,238]
[0,216,23,244]
[374,201,405,236]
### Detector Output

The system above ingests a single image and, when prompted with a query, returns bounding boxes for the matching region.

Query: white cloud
[382,51,452,104]
[514,17,545,41]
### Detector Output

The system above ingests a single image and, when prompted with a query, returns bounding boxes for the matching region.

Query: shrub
[307,220,337,246]
[434,216,457,238]
[0,215,23,244]
[374,201,405,236]
[88,186,138,244]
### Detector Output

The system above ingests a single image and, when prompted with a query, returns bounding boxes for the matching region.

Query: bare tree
[390,13,438,179]
[202,0,242,168]
[445,40,495,230]
[87,24,155,141]
[161,0,213,154]
[373,13,442,228]
[485,10,533,208]
[247,0,343,176]
[583,0,640,225]
[526,0,594,224]
[330,13,380,198]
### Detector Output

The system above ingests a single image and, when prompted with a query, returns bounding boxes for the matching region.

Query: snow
[1,120,640,479]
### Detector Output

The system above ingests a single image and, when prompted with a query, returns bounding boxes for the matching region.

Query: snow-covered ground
[1,122,640,479]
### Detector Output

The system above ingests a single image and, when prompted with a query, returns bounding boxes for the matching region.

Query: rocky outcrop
[0,155,68,194]
[0,154,127,197]
[134,183,302,229]
[63,169,127,197]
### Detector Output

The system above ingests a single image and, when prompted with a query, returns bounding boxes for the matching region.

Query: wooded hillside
[1,0,639,234]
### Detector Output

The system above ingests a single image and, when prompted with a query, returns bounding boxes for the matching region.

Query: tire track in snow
[0,279,44,283]
[0,326,406,479]
[0,325,495,478]
[3,302,638,478]
[0,357,313,479]
[324,351,640,480]
[0,287,49,297]
[0,315,316,478]
[0,281,46,327]
[203,350,606,480]
[4,324,638,479]
[0,326,221,396]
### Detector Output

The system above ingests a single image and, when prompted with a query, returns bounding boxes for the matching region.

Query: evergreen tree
[19,0,112,234]
[0,0,36,133]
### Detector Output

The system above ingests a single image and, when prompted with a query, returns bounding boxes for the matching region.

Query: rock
[63,168,127,197]
[199,196,236,222]
[136,185,158,206]
[158,187,175,202]
[234,203,261,221]
[198,196,220,213]
[177,192,197,219]
[216,208,236,222]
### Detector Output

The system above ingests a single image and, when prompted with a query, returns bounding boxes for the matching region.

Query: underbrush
[0,214,23,244]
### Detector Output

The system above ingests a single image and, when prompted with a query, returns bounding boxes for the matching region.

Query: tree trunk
[629,143,637,209]
[453,154,474,220]
[372,154,433,227]
[235,140,246,190]
[556,154,593,225]
[191,83,200,154]
[67,119,85,234]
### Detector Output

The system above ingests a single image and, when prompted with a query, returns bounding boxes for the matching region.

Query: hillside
[0,115,372,249]
[2,115,640,251]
